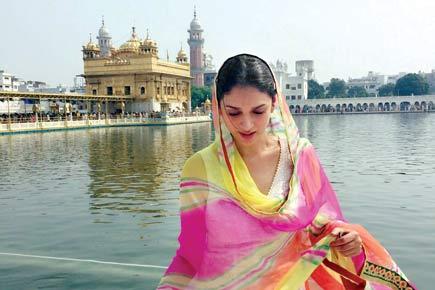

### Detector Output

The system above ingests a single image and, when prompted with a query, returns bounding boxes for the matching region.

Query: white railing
[0,115,211,134]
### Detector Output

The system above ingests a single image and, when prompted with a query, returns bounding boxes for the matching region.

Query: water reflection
[86,124,213,219]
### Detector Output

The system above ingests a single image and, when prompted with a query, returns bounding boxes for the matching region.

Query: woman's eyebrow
[225,104,266,110]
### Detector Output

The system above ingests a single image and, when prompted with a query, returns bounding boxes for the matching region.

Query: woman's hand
[330,228,363,257]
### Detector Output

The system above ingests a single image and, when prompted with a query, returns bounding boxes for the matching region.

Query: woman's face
[220,85,275,146]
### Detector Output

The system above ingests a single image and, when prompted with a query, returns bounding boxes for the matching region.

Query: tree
[347,86,369,98]
[378,83,396,96]
[395,73,429,96]
[191,86,211,109]
[326,78,347,98]
[307,80,325,99]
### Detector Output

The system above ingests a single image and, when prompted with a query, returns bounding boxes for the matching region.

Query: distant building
[1,69,52,93]
[387,70,435,93]
[188,7,205,87]
[35,85,68,94]
[421,69,435,93]
[270,60,310,102]
[0,70,18,91]
[347,71,386,97]
[17,81,34,92]
[82,19,191,113]
[295,60,315,80]
[70,76,86,94]
[203,53,217,87]
[387,72,407,84]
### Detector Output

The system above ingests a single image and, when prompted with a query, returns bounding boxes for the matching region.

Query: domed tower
[118,27,141,55]
[187,6,204,86]
[140,29,159,58]
[82,34,100,59]
[97,17,112,57]
[295,60,315,80]
[176,44,188,64]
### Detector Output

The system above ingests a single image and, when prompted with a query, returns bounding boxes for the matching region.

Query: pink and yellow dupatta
[158,69,416,289]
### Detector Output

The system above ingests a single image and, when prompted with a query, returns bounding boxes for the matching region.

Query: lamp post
[7,97,11,131]
[105,98,108,124]
[63,96,67,121]
[38,96,42,124]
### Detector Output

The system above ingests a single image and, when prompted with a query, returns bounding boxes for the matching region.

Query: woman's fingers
[330,230,356,246]
[330,230,362,257]
[334,240,357,251]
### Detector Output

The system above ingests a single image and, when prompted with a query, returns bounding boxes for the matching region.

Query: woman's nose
[239,116,254,131]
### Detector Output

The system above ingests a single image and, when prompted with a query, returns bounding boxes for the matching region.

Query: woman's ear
[271,95,278,112]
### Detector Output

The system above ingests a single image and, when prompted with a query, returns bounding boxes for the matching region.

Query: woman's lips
[239,131,256,141]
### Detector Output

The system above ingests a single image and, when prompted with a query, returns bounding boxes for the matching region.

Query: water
[0,113,434,289]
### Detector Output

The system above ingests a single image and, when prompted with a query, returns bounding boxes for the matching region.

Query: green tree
[377,83,396,96]
[191,86,211,109]
[326,78,347,98]
[395,73,429,96]
[347,86,369,98]
[307,80,325,99]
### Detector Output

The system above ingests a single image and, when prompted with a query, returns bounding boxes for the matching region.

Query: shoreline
[0,115,211,136]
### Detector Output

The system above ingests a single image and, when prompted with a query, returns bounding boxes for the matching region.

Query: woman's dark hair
[215,54,277,104]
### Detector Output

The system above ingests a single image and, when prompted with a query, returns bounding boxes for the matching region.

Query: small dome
[190,18,201,30]
[205,98,211,104]
[98,17,111,38]
[99,26,109,37]
[99,26,110,38]
[84,34,100,51]
[177,47,187,58]
[190,7,202,30]
[119,40,140,52]
[119,27,141,52]
[142,29,157,48]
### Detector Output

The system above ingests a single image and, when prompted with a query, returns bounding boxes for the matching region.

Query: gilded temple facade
[82,21,191,113]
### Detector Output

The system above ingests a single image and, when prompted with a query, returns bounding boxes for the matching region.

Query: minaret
[82,33,100,59]
[97,16,112,57]
[187,6,204,86]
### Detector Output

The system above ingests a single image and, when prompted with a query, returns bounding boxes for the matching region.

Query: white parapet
[0,115,212,135]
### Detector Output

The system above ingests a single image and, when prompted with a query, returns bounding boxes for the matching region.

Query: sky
[1,0,434,86]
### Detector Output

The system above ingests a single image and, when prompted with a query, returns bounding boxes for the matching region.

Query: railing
[0,112,210,124]
[292,107,435,115]
[0,113,212,134]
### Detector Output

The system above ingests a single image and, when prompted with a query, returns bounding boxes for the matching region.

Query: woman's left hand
[330,228,363,257]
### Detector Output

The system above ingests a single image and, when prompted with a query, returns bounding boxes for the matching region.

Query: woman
[158,54,415,289]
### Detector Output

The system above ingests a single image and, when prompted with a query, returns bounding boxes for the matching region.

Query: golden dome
[205,98,211,104]
[176,43,187,63]
[84,34,100,51]
[119,27,141,52]
[177,47,187,58]
[119,39,140,52]
[142,29,157,48]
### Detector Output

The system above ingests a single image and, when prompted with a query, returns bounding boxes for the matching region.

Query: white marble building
[270,60,309,102]
[0,70,18,91]
[347,71,387,97]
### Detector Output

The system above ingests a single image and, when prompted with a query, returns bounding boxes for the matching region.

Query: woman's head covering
[211,53,339,224]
